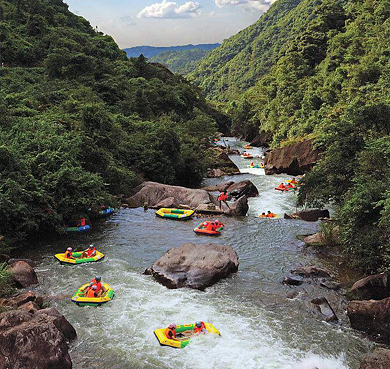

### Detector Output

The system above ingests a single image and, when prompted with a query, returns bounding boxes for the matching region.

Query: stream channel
[25,138,373,369]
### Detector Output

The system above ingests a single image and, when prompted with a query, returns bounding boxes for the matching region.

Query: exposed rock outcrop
[8,258,35,268]
[284,209,330,222]
[125,181,216,209]
[206,147,240,177]
[311,297,338,322]
[0,308,75,369]
[282,275,303,286]
[227,180,258,199]
[264,139,320,175]
[303,233,324,245]
[350,273,390,300]
[225,195,249,217]
[202,180,258,199]
[8,261,38,288]
[359,348,390,369]
[347,298,390,343]
[144,242,239,290]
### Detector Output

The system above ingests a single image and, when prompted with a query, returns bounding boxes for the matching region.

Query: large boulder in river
[227,180,258,199]
[291,266,332,278]
[144,242,239,290]
[264,139,320,175]
[0,308,75,369]
[311,297,338,322]
[125,181,216,208]
[8,261,38,288]
[360,348,390,369]
[284,209,330,222]
[347,298,390,343]
[225,195,249,217]
[202,181,234,192]
[350,273,390,300]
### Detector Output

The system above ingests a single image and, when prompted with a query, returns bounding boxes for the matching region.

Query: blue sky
[64,0,275,48]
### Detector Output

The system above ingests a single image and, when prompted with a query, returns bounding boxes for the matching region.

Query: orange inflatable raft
[194,221,224,236]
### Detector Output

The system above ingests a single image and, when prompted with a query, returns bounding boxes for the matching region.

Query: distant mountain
[123,43,220,59]
[152,48,211,75]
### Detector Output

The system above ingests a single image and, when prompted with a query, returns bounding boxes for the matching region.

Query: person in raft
[267,211,276,218]
[194,321,207,334]
[213,220,224,229]
[64,247,75,259]
[276,183,286,190]
[165,323,176,339]
[84,276,105,296]
[291,178,297,184]
[77,217,87,227]
[85,285,98,298]
[260,212,267,218]
[218,191,230,210]
[81,244,97,258]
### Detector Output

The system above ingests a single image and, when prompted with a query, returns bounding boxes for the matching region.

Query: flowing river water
[25,138,373,369]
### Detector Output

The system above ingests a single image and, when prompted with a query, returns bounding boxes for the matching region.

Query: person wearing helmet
[64,247,75,259]
[165,323,177,339]
[194,321,206,334]
[83,276,105,296]
[81,244,97,258]
[86,285,98,298]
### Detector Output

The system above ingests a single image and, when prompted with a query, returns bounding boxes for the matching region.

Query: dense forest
[0,0,225,244]
[193,0,390,273]
[152,48,212,75]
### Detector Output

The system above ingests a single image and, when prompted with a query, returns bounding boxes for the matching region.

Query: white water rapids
[29,138,373,369]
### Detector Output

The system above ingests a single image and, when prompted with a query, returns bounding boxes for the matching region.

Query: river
[27,138,373,369]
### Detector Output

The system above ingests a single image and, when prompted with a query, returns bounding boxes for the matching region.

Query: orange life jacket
[86,247,96,257]
[164,328,175,339]
[267,213,275,218]
[218,193,227,201]
[206,222,215,231]
[91,279,102,292]
[260,214,267,218]
[65,251,72,258]
[277,184,285,189]
[86,289,96,298]
[194,322,206,334]
[78,218,86,226]
[291,179,297,184]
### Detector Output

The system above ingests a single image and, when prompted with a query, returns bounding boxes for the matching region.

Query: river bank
[2,137,381,369]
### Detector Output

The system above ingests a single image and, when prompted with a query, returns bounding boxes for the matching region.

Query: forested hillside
[200,0,390,272]
[152,48,211,75]
[124,43,219,59]
[0,0,224,242]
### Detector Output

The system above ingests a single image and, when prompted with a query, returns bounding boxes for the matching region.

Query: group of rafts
[56,206,221,348]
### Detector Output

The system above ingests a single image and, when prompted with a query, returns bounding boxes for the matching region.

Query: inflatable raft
[54,251,105,265]
[71,283,114,307]
[241,154,253,159]
[249,163,264,169]
[194,222,224,236]
[259,214,279,219]
[156,208,194,220]
[64,224,91,233]
[154,322,220,348]
[243,145,252,149]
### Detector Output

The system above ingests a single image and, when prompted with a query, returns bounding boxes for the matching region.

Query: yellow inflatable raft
[156,208,194,220]
[54,251,105,265]
[71,283,114,307]
[154,322,220,348]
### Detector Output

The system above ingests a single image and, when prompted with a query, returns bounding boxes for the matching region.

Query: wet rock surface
[350,273,390,300]
[8,261,38,288]
[311,297,338,322]
[284,209,330,222]
[347,298,390,343]
[291,266,332,278]
[0,292,76,369]
[145,242,239,290]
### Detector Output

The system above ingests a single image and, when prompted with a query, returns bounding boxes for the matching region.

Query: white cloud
[137,0,201,18]
[215,0,275,11]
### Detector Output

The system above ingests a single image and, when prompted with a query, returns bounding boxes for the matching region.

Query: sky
[64,0,276,48]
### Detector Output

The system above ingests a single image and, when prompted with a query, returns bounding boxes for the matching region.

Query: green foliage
[0,263,14,297]
[0,0,223,242]
[152,48,212,75]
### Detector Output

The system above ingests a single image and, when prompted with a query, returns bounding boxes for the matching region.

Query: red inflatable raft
[194,221,224,236]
